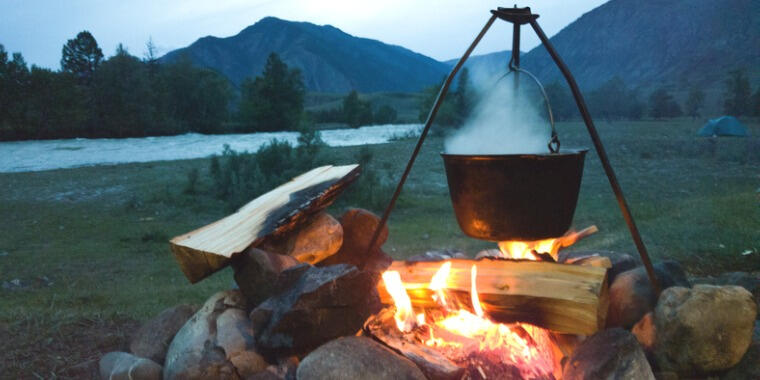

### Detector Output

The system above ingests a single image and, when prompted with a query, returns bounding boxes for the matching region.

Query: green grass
[1,119,759,377]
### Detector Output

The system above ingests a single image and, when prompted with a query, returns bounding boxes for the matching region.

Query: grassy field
[1,119,758,377]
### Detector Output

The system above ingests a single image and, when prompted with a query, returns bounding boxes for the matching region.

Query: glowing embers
[381,261,556,379]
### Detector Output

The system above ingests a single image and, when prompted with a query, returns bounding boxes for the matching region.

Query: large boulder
[163,290,269,379]
[319,208,392,272]
[251,264,382,357]
[721,320,760,379]
[607,260,689,328]
[692,271,760,317]
[99,351,162,380]
[130,304,198,363]
[233,248,300,308]
[296,336,426,380]
[562,328,654,380]
[653,285,757,373]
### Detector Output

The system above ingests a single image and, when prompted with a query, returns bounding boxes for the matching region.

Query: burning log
[364,307,465,380]
[170,164,360,283]
[378,258,609,335]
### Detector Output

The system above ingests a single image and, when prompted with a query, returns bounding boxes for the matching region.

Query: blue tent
[698,116,749,137]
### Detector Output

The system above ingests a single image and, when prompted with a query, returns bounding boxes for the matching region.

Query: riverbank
[0,124,422,173]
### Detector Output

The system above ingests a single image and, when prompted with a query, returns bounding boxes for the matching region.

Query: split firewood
[378,258,609,335]
[170,164,360,283]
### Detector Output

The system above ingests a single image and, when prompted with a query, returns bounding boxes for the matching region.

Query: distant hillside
[161,17,449,93]
[519,0,760,92]
[444,50,512,72]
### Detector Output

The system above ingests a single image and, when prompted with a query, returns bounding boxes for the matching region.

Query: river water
[0,124,422,173]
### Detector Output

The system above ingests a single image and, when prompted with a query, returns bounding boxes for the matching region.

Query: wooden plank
[377,258,608,335]
[170,164,360,283]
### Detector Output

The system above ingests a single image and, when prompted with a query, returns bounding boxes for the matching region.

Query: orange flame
[498,238,557,260]
[381,261,556,378]
[381,271,416,332]
[429,261,451,308]
[471,264,484,317]
[498,226,599,261]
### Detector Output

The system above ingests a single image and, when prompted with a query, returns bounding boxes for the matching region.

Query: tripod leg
[529,19,661,294]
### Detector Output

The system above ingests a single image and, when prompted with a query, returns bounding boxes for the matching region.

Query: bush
[199,125,327,210]
[184,168,199,194]
[373,105,398,124]
[338,145,394,213]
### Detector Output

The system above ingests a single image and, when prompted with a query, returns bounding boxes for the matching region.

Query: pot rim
[440,148,589,160]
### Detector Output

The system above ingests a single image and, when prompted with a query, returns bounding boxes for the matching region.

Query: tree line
[413,67,759,130]
[0,32,234,140]
[0,31,399,142]
[544,70,760,121]
[308,90,398,128]
[2,30,758,141]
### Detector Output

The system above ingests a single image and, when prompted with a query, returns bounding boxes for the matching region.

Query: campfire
[377,262,557,379]
[94,163,756,380]
[364,227,604,380]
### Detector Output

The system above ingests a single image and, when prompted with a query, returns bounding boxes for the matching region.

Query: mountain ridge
[161,16,450,93]
[163,0,759,95]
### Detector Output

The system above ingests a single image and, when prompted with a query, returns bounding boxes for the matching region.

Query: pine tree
[61,31,104,85]
[342,90,372,128]
[239,53,304,132]
[649,87,682,119]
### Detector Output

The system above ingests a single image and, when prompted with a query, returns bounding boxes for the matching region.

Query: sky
[1,0,609,69]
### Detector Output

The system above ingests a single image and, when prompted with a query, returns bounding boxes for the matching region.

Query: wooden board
[170,164,360,283]
[377,258,609,335]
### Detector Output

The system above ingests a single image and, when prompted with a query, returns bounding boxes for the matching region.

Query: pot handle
[500,66,560,153]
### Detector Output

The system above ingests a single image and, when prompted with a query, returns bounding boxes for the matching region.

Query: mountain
[518,0,760,91]
[443,50,515,79]
[161,17,449,93]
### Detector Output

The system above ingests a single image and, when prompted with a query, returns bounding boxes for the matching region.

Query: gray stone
[559,250,639,283]
[722,332,759,379]
[251,264,382,357]
[259,212,343,265]
[408,249,467,262]
[296,336,426,380]
[233,248,300,308]
[474,249,501,259]
[692,271,760,317]
[163,290,269,380]
[562,328,655,380]
[99,351,162,380]
[607,260,690,328]
[318,208,391,272]
[653,372,679,380]
[653,285,757,373]
[130,304,198,363]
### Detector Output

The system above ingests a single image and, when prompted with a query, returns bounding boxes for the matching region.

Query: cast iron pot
[441,149,587,241]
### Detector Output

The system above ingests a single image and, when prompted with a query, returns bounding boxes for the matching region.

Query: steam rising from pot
[444,67,550,155]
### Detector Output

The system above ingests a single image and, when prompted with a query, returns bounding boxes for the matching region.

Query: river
[0,124,422,173]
